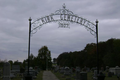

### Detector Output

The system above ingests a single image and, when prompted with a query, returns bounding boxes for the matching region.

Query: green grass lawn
[35,71,43,80]
[52,71,119,80]
[104,72,118,80]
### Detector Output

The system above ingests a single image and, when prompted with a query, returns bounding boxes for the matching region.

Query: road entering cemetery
[43,71,59,80]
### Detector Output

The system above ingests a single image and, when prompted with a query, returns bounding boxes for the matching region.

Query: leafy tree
[8,60,13,65]
[103,52,116,67]
[0,60,4,68]
[53,58,57,63]
[57,38,120,68]
[22,38,120,70]
[22,46,52,70]
[29,53,35,67]
[8,60,13,69]
[37,46,52,70]
[13,60,22,65]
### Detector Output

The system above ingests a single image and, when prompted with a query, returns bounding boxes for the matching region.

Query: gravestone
[76,67,80,72]
[75,67,80,80]
[93,71,105,80]
[109,66,120,75]
[98,72,105,80]
[91,67,97,72]
[59,67,64,74]
[10,73,15,78]
[3,62,11,80]
[106,66,109,72]
[93,70,97,80]
[29,70,37,79]
[64,67,71,76]
[54,66,59,72]
[12,65,20,73]
[86,68,90,72]
[23,71,33,80]
[80,72,87,80]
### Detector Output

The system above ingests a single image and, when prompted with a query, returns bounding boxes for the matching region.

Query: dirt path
[43,71,59,80]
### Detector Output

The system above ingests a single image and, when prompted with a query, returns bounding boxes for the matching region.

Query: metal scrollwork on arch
[31,4,96,37]
[55,3,73,15]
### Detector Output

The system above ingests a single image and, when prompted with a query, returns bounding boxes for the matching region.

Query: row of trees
[0,60,22,68]
[1,38,120,70]
[0,46,52,70]
[57,38,120,68]
[23,46,52,70]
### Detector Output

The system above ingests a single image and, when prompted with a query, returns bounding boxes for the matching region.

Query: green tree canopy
[37,46,52,70]
[57,38,120,69]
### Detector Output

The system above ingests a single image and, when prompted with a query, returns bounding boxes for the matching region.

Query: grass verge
[52,71,119,80]
[35,71,43,80]
[52,71,75,80]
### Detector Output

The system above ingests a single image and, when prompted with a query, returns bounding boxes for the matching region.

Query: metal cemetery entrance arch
[28,4,99,75]
[31,4,97,35]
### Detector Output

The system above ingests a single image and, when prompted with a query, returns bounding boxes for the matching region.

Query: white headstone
[109,66,120,75]
[3,62,11,80]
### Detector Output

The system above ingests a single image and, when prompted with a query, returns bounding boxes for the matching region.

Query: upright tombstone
[12,65,20,73]
[109,66,120,75]
[75,67,80,80]
[3,62,11,80]
[59,67,64,74]
[93,70,97,80]
[106,66,109,72]
[54,66,59,72]
[64,67,71,76]
[80,72,87,80]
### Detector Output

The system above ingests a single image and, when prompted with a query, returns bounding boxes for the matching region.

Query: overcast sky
[0,0,120,62]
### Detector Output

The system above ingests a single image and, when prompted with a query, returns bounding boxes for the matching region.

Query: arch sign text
[31,4,96,36]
